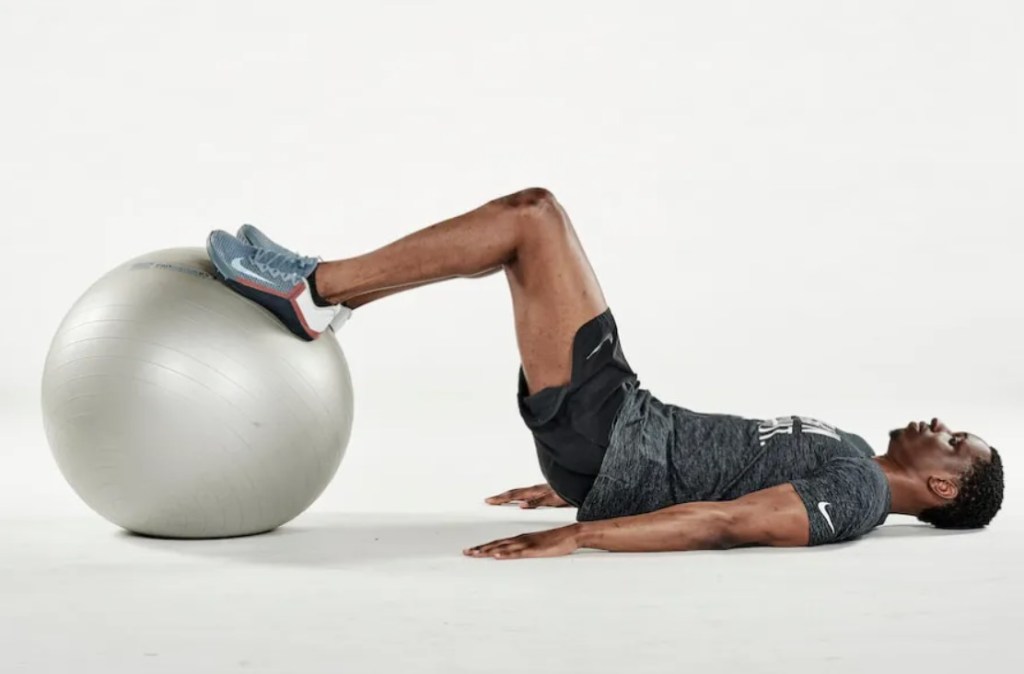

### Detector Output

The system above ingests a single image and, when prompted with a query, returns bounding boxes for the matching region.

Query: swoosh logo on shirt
[231,257,273,285]
[818,501,836,534]
[586,333,614,360]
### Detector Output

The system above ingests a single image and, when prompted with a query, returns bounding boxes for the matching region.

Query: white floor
[4,400,1023,674]
[1,507,1022,674]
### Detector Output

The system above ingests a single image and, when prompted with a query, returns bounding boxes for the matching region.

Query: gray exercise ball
[41,248,354,539]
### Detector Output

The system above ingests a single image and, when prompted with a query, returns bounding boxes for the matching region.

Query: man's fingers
[521,496,551,509]
[486,489,530,504]
[464,536,528,558]
[492,544,529,559]
[464,534,573,559]
[463,537,507,555]
[485,484,548,505]
[485,541,529,559]
[490,539,559,559]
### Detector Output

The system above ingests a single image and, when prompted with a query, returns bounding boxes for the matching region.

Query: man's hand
[485,483,571,509]
[463,524,581,559]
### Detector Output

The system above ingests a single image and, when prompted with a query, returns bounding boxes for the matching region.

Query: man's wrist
[571,521,598,549]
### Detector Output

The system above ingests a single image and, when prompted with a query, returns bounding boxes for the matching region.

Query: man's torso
[578,386,891,545]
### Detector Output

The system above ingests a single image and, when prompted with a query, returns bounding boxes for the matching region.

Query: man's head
[886,418,1004,529]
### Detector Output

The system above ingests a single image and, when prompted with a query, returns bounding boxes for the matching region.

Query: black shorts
[517,308,638,507]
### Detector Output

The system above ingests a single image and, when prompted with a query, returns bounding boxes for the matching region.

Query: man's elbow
[717,506,808,548]
[710,506,784,549]
[695,508,747,550]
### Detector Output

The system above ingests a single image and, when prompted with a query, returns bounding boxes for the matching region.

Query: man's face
[887,418,992,498]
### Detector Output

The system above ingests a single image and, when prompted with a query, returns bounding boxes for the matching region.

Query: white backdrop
[1,0,1021,519]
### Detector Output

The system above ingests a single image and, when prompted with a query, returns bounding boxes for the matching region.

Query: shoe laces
[252,249,318,285]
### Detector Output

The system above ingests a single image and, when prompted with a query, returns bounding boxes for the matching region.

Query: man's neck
[873,455,927,516]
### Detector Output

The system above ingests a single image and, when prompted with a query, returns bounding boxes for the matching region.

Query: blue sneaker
[235,224,353,332]
[237,223,299,257]
[206,230,342,341]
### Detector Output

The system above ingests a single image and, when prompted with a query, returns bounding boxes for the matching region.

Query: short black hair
[918,447,1004,529]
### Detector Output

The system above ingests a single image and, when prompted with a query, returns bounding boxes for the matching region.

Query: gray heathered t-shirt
[577,386,891,546]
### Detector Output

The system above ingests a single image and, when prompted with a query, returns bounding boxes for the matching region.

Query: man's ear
[927,475,959,501]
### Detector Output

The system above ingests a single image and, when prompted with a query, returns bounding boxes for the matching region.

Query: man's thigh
[504,195,608,395]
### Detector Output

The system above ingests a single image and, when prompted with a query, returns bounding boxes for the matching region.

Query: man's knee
[496,187,559,212]
[490,189,570,271]
[495,187,566,237]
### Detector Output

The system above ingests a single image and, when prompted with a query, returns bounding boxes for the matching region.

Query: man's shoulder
[811,455,892,522]
[791,456,892,545]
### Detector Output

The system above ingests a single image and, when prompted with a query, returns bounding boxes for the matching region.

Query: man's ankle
[308,266,334,307]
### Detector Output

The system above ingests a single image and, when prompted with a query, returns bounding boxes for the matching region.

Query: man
[206,188,1005,559]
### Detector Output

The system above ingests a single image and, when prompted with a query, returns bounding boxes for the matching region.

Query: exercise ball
[41,248,354,538]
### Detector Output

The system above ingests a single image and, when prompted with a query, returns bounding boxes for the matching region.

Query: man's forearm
[575,503,734,553]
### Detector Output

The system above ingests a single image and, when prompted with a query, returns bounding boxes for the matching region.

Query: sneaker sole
[208,264,321,342]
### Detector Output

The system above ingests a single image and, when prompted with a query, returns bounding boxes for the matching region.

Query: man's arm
[579,484,810,552]
[464,484,809,559]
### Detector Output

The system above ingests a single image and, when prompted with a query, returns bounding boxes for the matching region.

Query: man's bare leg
[315,188,607,393]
